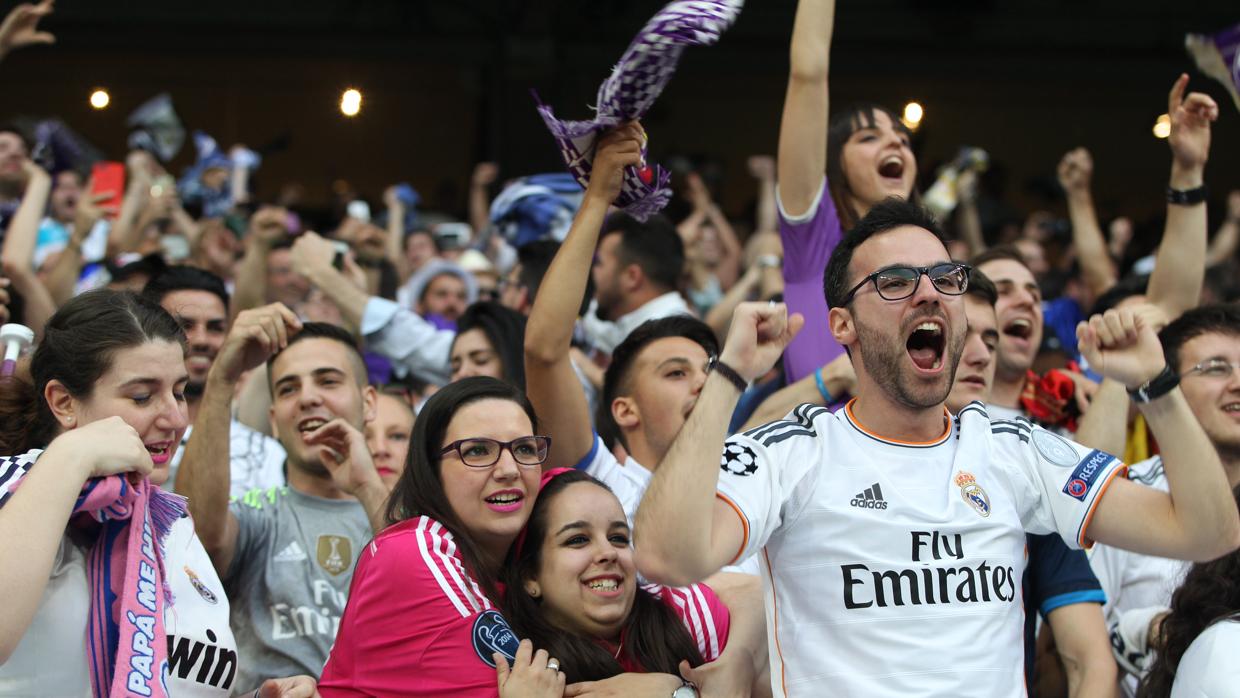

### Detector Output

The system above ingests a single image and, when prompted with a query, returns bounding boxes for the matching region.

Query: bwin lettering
[270,603,342,640]
[841,561,1017,609]
[167,629,237,688]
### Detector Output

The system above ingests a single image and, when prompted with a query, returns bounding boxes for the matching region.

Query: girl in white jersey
[1139,484,1240,698]
[0,289,236,697]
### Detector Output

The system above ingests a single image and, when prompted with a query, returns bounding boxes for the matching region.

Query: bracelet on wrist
[1166,184,1207,206]
[707,355,749,393]
[814,367,833,404]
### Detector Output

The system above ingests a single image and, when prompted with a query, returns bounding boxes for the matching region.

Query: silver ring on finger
[546,658,560,673]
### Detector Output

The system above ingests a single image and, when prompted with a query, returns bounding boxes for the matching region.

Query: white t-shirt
[0,516,236,697]
[1171,619,1240,697]
[1089,456,1189,696]
[575,433,760,576]
[716,401,1126,698]
[165,419,287,499]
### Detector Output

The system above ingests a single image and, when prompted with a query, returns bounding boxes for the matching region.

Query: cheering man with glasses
[634,197,1240,697]
[1091,303,1240,695]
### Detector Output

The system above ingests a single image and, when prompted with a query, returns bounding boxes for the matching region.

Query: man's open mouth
[907,321,946,371]
[1003,318,1034,341]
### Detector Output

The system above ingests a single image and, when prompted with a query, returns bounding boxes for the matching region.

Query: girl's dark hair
[452,301,528,390]
[827,103,921,231]
[1139,484,1240,698]
[500,470,705,683]
[384,376,538,602]
[0,290,185,454]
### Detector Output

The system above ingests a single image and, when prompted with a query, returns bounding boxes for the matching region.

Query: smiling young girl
[501,470,730,695]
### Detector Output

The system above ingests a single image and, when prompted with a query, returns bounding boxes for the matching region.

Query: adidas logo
[850,483,888,510]
[274,541,307,563]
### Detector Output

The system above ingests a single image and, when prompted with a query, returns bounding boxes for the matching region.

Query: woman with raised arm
[0,289,238,697]
[777,0,919,383]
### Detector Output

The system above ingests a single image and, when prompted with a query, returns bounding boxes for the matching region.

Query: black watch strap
[708,355,748,393]
[1166,184,1208,206]
[1128,365,1179,403]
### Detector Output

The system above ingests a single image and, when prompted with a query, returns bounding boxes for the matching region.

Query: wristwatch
[1127,365,1179,404]
[671,681,700,698]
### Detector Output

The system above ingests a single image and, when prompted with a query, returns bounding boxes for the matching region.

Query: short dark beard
[854,313,964,410]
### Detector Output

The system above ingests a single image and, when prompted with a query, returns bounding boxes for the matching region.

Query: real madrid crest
[955,471,991,518]
[184,566,218,604]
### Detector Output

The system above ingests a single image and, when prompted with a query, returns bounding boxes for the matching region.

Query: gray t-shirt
[225,486,371,694]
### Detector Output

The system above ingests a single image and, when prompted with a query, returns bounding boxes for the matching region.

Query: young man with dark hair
[635,196,1238,697]
[177,308,388,694]
[144,265,289,496]
[524,127,720,526]
[581,210,692,356]
[1092,303,1240,696]
[945,269,1117,697]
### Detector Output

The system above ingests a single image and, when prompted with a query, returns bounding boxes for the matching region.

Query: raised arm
[105,152,153,257]
[1205,190,1240,268]
[750,155,777,234]
[469,162,499,243]
[635,302,802,586]
[0,160,50,273]
[1057,148,1116,298]
[230,206,287,318]
[776,0,834,216]
[41,187,111,306]
[740,351,855,431]
[1146,75,1217,321]
[0,0,54,64]
[382,186,408,280]
[523,125,642,468]
[176,303,302,574]
[1079,307,1240,561]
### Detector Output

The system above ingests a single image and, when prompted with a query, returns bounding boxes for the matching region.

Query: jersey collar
[843,398,953,449]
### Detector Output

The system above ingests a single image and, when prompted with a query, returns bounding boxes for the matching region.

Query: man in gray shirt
[178,306,390,693]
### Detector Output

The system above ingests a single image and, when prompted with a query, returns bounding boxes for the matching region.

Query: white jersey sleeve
[572,433,651,527]
[990,418,1127,549]
[716,404,826,564]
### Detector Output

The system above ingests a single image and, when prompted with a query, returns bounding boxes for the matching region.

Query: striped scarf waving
[0,450,186,698]
[536,0,744,221]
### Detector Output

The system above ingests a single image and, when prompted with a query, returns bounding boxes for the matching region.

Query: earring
[526,584,541,598]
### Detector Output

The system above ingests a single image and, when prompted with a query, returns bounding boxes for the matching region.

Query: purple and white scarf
[536,0,744,221]
[0,450,185,698]
[1187,22,1240,113]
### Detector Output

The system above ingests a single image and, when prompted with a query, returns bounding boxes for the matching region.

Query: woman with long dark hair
[0,289,238,697]
[1139,484,1240,697]
[318,376,563,697]
[776,0,920,383]
[501,469,729,695]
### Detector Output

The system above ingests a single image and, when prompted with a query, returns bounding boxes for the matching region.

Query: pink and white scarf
[0,450,186,698]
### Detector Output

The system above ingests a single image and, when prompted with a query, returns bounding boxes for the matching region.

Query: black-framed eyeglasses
[439,436,551,468]
[839,262,971,306]
[1182,359,1240,381]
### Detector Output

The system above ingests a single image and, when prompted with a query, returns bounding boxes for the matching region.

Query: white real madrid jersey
[715,400,1126,698]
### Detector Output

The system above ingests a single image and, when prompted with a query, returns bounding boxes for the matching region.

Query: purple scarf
[0,451,186,698]
[1187,22,1240,113]
[536,0,743,221]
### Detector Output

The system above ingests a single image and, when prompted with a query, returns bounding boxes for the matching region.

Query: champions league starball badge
[721,443,759,476]
[955,471,991,518]
[1032,429,1079,468]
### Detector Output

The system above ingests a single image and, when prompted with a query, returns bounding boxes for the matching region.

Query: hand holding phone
[89,161,125,220]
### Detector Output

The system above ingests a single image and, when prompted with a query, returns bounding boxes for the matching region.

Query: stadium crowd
[1,0,1239,696]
